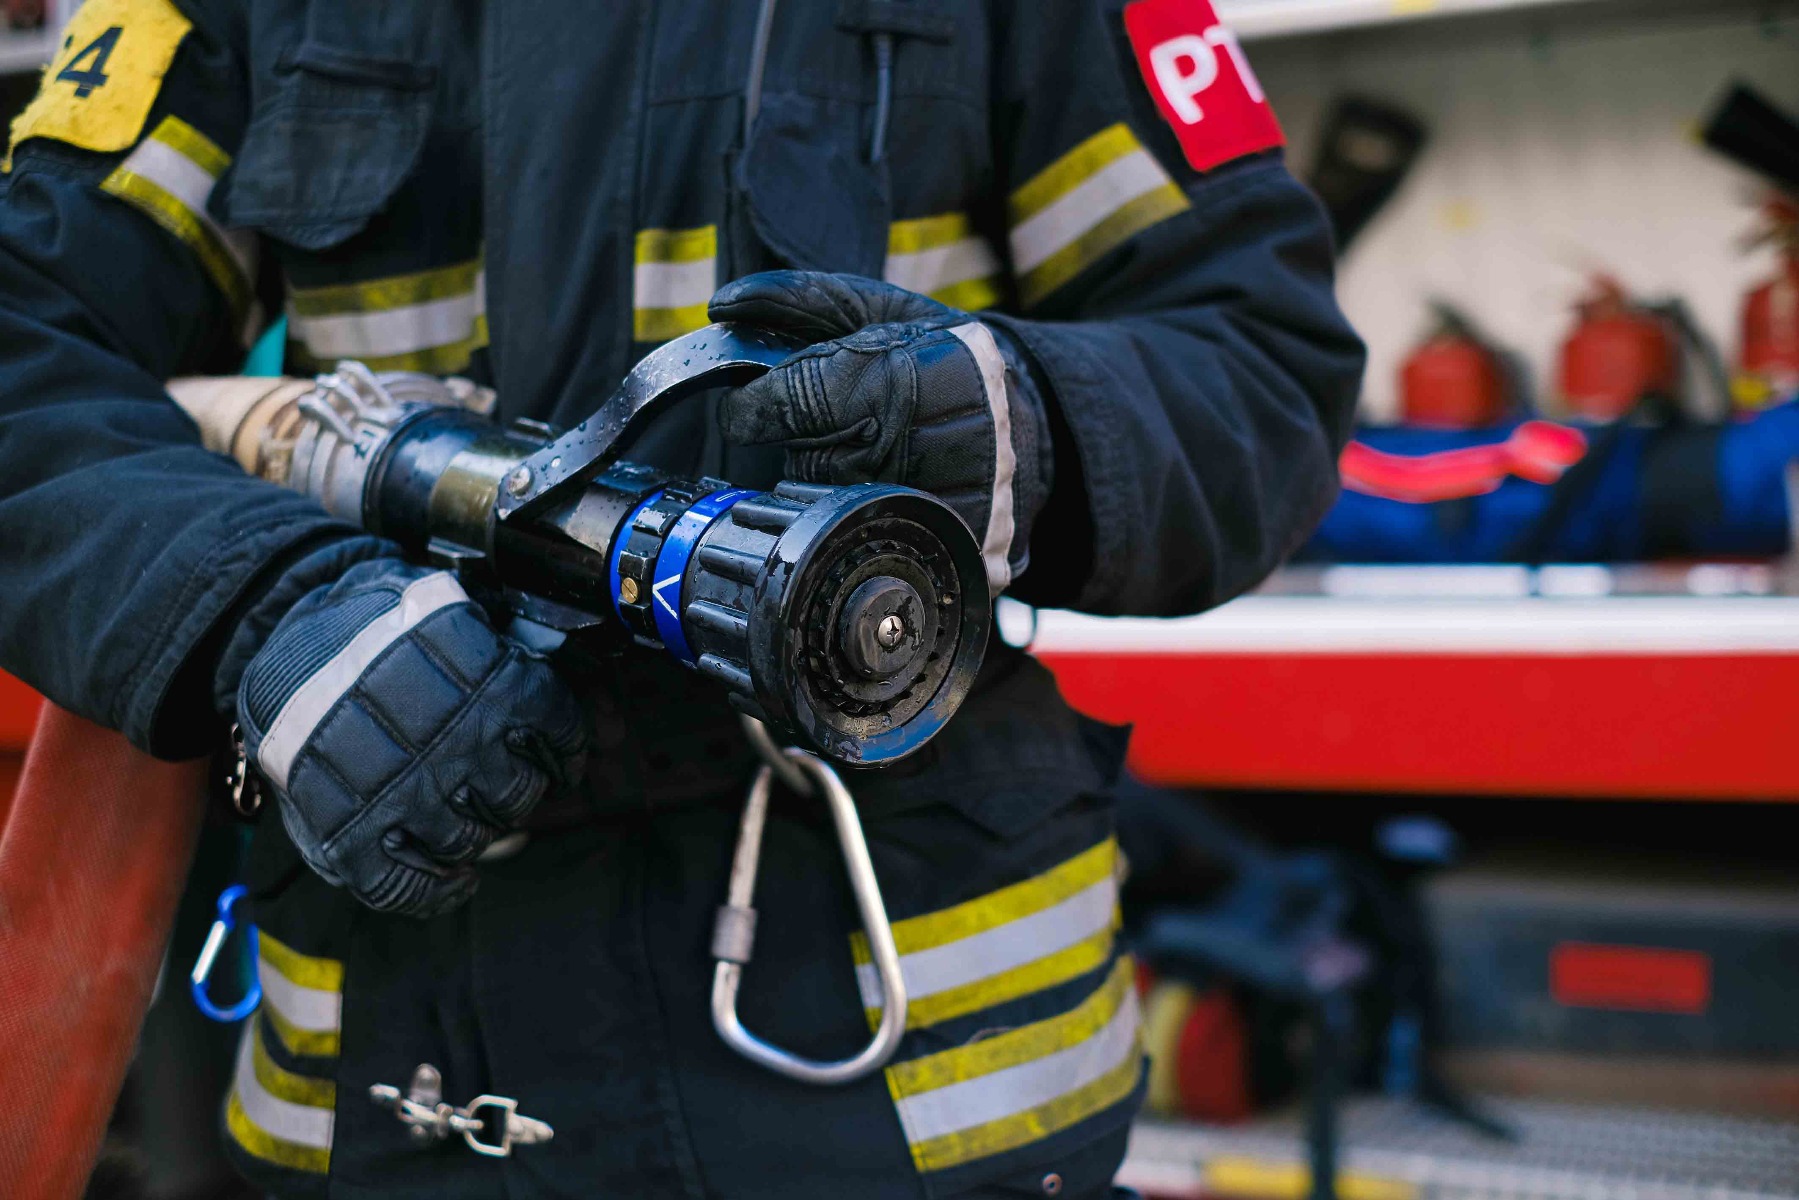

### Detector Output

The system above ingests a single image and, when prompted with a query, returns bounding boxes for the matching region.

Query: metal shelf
[1216,0,1617,39]
[1122,1099,1799,1200]
[0,27,55,75]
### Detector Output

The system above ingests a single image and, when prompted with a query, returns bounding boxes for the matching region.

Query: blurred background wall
[1242,0,1799,419]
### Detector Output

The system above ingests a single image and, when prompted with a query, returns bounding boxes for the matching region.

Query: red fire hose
[0,703,206,1198]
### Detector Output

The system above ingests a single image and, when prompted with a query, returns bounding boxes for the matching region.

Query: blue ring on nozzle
[609,489,666,625]
[651,488,756,665]
[190,884,261,1023]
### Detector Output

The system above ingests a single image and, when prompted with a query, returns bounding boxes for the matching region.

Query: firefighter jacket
[0,1,1363,1196]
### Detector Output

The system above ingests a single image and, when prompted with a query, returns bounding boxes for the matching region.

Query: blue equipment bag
[1304,399,1799,563]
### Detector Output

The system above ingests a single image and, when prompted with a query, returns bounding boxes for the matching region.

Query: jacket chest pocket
[737,1,993,289]
[217,1,446,250]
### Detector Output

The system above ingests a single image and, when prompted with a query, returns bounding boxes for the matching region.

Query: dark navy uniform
[0,1,1363,1195]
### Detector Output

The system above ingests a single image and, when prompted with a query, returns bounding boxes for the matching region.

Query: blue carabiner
[190,884,261,1022]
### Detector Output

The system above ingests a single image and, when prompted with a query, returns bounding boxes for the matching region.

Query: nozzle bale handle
[493,324,804,525]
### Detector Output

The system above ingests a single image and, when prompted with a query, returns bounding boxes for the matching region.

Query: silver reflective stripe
[257,572,470,790]
[1010,150,1171,276]
[633,257,717,311]
[895,986,1141,1143]
[884,237,1000,298]
[289,274,487,361]
[233,1032,334,1150]
[121,137,258,283]
[947,322,1015,595]
[258,958,342,1035]
[856,875,1116,1008]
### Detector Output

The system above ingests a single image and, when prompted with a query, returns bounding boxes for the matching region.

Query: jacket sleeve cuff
[979,312,1130,612]
[124,504,390,760]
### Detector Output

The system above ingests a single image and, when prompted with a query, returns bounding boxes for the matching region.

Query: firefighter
[0,0,1361,1196]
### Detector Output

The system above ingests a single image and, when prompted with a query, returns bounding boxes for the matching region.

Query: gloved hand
[710,271,1052,594]
[227,557,587,917]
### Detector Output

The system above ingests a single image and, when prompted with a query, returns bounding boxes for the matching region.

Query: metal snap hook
[369,1065,554,1158]
[190,884,261,1022]
[710,736,909,1085]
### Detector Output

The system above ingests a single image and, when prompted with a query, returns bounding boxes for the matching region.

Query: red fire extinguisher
[1737,195,1799,409]
[1557,276,1679,421]
[1400,303,1509,428]
[1138,965,1256,1124]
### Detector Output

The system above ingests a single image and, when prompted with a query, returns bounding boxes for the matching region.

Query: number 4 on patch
[56,26,123,98]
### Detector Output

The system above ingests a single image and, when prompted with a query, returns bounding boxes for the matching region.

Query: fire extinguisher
[1400,302,1510,428]
[1557,276,1679,421]
[1138,965,1257,1124]
[1737,195,1799,409]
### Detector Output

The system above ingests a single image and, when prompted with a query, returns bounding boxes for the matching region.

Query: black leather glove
[227,557,587,917]
[710,270,1052,595]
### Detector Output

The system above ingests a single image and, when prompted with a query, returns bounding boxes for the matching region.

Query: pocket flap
[740,91,890,279]
[217,52,432,250]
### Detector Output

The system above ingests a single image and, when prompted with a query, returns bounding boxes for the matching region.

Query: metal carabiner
[191,884,262,1023]
[711,728,908,1085]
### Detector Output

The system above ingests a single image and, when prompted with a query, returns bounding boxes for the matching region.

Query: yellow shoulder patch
[9,0,193,160]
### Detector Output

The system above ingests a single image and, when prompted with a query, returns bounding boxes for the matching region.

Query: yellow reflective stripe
[909,1051,1141,1172]
[286,314,491,375]
[227,1092,331,1174]
[1007,123,1191,307]
[888,212,974,256]
[286,258,486,372]
[634,225,717,343]
[252,1017,336,1109]
[884,212,1004,311]
[1015,183,1188,308]
[225,1018,333,1174]
[261,1001,341,1058]
[887,958,1143,1172]
[633,303,712,344]
[929,275,1003,313]
[890,956,1133,1094]
[1203,1158,1419,1200]
[635,225,718,264]
[1009,123,1145,225]
[151,113,230,177]
[876,924,1117,1031]
[98,116,253,318]
[287,258,482,318]
[99,172,251,316]
[857,839,1118,960]
[255,931,343,1058]
[257,930,344,991]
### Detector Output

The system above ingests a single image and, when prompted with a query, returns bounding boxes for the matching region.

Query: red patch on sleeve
[1123,0,1284,172]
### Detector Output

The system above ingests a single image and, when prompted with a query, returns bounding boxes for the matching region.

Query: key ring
[191,884,262,1022]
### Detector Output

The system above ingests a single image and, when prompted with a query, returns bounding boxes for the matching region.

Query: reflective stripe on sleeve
[286,258,488,374]
[99,115,258,330]
[225,1017,335,1173]
[853,839,1121,1030]
[256,930,344,1058]
[634,225,717,343]
[884,213,1003,311]
[256,572,469,792]
[887,957,1143,1173]
[1008,123,1190,307]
